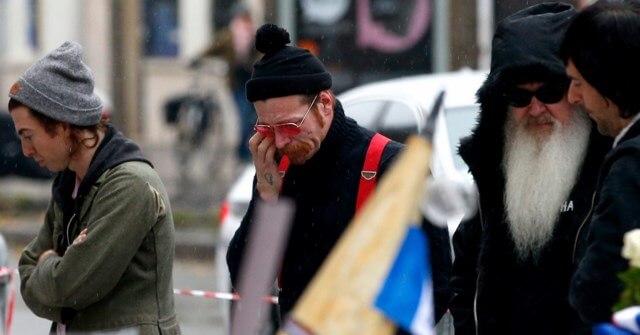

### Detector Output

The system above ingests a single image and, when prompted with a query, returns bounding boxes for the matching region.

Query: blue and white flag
[594,306,640,335]
[374,226,434,335]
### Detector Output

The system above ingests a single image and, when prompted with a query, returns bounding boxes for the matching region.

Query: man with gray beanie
[448,3,611,334]
[9,41,181,334]
[226,24,452,329]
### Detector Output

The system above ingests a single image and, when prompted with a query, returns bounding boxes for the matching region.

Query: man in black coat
[562,0,640,325]
[226,23,452,326]
[449,3,611,334]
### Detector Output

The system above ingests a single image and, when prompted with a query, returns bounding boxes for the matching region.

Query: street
[5,245,228,335]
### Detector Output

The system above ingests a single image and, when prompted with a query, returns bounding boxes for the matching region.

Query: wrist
[259,190,279,204]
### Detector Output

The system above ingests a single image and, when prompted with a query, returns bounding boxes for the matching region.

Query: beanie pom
[255,24,291,55]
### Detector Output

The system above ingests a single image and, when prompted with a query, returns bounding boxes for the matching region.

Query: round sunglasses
[254,94,319,137]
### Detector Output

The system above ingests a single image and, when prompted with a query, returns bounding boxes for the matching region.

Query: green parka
[19,125,181,334]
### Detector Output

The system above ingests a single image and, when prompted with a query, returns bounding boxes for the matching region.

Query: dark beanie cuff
[246,73,332,102]
[9,78,103,126]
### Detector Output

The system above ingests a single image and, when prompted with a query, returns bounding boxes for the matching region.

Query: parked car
[214,69,487,332]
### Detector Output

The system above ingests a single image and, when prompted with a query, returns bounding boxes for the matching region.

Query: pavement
[0,140,242,262]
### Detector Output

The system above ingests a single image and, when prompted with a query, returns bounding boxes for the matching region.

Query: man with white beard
[503,102,591,261]
[448,3,612,335]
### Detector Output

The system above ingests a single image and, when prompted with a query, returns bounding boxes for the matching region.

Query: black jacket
[570,120,640,324]
[227,101,452,321]
[448,3,612,334]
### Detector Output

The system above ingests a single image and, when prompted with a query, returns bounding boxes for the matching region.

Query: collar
[52,124,150,211]
[614,113,640,148]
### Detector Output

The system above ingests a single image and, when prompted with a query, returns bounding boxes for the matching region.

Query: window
[143,0,178,56]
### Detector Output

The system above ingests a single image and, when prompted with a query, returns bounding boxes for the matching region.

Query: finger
[248,132,264,156]
[265,143,278,166]
[256,136,275,164]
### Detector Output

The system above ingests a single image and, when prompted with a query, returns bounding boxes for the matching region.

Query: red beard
[278,142,314,164]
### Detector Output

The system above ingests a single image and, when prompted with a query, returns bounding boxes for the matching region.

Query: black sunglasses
[504,82,568,108]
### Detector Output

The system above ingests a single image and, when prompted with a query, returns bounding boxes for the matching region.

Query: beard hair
[278,141,314,164]
[502,109,591,262]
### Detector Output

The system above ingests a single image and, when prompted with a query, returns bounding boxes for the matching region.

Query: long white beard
[503,109,591,261]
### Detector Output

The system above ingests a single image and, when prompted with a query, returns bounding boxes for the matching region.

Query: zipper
[572,190,598,264]
[473,197,483,335]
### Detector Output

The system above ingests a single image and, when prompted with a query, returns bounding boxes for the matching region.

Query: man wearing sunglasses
[449,3,611,334]
[226,23,452,325]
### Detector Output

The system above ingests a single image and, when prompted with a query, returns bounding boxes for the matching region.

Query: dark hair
[8,98,61,135]
[8,98,104,152]
[561,0,640,118]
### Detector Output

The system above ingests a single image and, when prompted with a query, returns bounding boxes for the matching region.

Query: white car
[215,69,487,332]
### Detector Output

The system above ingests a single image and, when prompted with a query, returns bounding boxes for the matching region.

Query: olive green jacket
[19,127,180,334]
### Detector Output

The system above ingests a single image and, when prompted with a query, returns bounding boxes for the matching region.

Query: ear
[318,91,333,117]
[58,122,73,138]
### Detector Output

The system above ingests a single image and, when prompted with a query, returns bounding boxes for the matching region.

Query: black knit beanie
[245,24,332,102]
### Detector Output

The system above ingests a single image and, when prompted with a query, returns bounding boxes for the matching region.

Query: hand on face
[249,132,281,203]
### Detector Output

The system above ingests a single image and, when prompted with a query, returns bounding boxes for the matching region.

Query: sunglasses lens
[506,89,533,108]
[536,85,566,104]
[254,125,275,137]
[278,124,302,136]
[506,82,567,107]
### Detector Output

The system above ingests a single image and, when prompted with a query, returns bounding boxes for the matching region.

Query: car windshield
[346,100,419,144]
[444,105,478,172]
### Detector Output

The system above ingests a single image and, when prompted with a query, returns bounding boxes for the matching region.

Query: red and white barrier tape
[0,265,277,335]
[173,289,278,304]
[0,266,17,335]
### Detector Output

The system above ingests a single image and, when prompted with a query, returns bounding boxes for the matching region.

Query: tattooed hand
[264,173,274,186]
[249,132,282,203]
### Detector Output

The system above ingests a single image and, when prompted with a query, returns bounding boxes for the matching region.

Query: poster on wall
[296,0,433,92]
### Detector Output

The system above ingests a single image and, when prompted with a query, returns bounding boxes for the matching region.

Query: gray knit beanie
[8,41,103,126]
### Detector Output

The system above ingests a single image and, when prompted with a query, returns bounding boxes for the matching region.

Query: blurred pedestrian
[9,41,181,334]
[562,0,640,325]
[449,3,611,334]
[195,2,259,163]
[226,23,452,326]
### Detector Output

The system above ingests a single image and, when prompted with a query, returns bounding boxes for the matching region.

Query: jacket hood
[52,124,151,212]
[460,2,577,194]
[482,2,576,100]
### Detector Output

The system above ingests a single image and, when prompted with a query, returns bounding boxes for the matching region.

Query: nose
[527,97,547,117]
[567,81,582,105]
[273,130,291,149]
[21,140,36,158]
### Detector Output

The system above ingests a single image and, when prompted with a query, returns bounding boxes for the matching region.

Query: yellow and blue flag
[279,136,435,335]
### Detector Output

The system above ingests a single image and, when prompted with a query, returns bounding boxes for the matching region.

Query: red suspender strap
[279,156,291,177]
[356,133,390,212]
[275,134,389,289]
[277,155,290,289]
[278,156,290,193]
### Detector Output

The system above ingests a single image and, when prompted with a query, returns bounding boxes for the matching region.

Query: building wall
[3,0,538,145]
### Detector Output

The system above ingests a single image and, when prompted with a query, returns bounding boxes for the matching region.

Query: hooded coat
[448,3,612,334]
[19,125,181,334]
